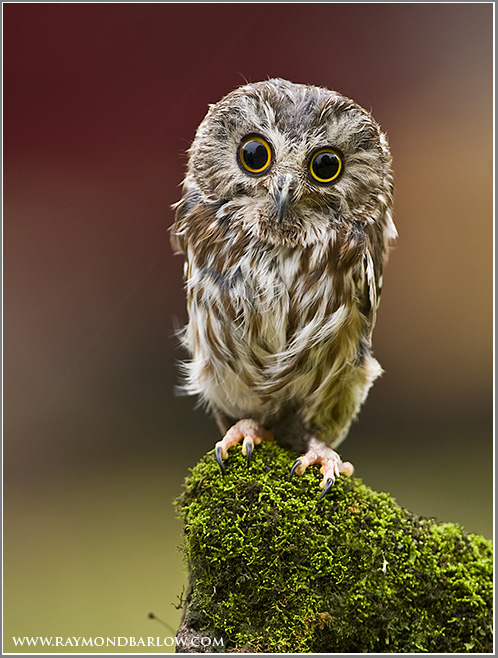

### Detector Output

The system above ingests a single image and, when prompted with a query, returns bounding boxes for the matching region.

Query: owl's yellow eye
[237,135,273,175]
[309,148,343,184]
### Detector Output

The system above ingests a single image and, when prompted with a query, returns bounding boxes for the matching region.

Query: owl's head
[183,78,394,247]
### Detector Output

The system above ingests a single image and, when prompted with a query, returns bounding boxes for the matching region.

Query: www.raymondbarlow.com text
[12,636,224,649]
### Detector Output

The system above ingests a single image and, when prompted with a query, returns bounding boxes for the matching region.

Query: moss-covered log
[175,441,493,653]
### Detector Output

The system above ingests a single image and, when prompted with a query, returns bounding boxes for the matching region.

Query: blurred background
[3,3,493,653]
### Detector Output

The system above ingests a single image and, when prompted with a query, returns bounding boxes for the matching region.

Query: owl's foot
[289,438,354,499]
[215,419,273,475]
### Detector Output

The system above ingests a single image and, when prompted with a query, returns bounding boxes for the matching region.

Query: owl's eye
[309,148,343,184]
[237,134,273,175]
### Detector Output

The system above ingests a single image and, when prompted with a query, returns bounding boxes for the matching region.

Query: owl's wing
[362,249,382,337]
[170,190,200,255]
[363,204,397,333]
[170,186,229,258]
[342,218,385,340]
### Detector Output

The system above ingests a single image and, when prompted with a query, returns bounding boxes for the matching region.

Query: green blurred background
[4,3,493,653]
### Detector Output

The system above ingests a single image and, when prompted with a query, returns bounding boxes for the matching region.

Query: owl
[171,78,396,498]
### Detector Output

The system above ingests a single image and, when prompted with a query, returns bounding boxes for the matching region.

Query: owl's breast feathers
[170,192,388,444]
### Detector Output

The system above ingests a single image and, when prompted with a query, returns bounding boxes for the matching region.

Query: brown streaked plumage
[171,78,396,496]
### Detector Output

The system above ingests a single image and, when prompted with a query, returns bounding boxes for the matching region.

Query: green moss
[175,441,493,653]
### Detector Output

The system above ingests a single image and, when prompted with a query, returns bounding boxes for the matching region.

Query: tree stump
[175,441,493,653]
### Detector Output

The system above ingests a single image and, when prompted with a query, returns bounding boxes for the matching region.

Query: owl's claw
[215,445,226,476]
[290,438,354,495]
[289,459,302,481]
[243,437,253,466]
[319,477,335,500]
[214,419,273,474]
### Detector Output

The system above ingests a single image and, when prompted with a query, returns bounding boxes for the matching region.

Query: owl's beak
[273,173,298,222]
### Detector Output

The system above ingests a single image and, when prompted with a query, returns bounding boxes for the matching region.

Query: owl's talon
[214,419,272,475]
[215,445,226,476]
[319,477,335,500]
[243,439,253,466]
[292,438,353,495]
[289,459,302,481]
